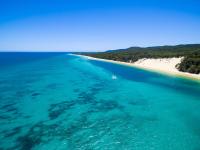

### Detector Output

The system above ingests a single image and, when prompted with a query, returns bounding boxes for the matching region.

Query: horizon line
[1,43,200,53]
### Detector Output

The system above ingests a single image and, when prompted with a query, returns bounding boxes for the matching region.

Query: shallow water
[0,53,200,150]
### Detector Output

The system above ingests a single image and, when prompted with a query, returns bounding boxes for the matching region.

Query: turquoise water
[0,53,200,150]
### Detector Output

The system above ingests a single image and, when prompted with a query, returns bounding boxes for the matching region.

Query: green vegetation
[177,52,200,74]
[77,44,200,74]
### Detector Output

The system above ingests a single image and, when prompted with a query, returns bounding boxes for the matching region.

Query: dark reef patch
[1,103,16,109]
[14,122,60,150]
[16,133,41,150]
[89,82,105,93]
[48,80,124,120]
[31,93,40,97]
[48,101,75,120]
[89,100,124,113]
[0,115,10,120]
[3,126,22,138]
[1,102,18,114]
[77,92,95,104]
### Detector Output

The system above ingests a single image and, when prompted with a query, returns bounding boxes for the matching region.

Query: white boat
[112,75,117,80]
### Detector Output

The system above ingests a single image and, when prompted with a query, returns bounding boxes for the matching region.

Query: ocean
[0,52,200,150]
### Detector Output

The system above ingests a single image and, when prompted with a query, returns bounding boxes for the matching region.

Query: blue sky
[0,0,200,52]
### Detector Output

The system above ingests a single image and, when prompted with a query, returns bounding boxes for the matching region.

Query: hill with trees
[77,44,200,74]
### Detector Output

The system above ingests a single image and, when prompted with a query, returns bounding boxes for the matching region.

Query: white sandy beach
[73,54,200,81]
[132,58,200,80]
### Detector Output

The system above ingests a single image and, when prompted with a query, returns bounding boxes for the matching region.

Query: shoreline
[72,54,200,82]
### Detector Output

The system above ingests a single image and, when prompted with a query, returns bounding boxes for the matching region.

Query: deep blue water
[0,52,200,150]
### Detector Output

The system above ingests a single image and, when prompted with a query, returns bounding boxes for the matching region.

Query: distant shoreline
[72,54,200,82]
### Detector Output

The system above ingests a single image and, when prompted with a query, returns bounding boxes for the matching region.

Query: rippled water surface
[0,53,200,150]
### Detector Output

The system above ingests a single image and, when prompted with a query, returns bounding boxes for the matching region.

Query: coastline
[72,54,200,82]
